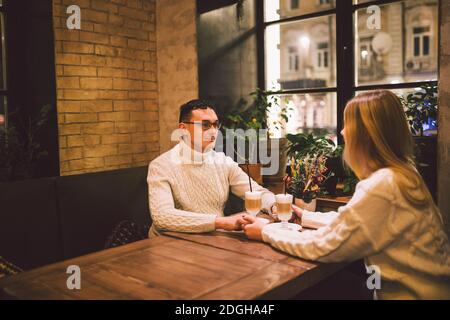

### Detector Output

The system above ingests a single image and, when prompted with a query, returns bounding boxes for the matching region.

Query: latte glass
[245,191,262,216]
[275,194,293,228]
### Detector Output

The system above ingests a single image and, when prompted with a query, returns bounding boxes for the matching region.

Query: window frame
[0,2,7,130]
[256,0,440,144]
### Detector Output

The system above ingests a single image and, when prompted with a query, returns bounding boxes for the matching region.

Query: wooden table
[0,231,345,300]
[316,196,351,212]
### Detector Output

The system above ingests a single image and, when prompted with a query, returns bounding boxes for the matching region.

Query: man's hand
[242,215,269,241]
[215,213,251,231]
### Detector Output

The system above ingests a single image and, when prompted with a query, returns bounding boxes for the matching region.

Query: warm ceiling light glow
[300,36,310,49]
[361,50,369,59]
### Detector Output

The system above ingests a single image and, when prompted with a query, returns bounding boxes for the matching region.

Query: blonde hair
[343,90,434,209]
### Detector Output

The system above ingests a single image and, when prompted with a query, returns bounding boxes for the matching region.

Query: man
[147,99,276,237]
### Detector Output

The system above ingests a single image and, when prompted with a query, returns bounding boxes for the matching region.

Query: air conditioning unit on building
[406,60,422,71]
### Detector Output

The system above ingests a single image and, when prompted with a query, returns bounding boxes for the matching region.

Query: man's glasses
[183,120,222,130]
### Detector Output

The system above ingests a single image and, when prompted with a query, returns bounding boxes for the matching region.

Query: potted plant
[286,154,333,211]
[286,132,343,195]
[341,169,359,196]
[402,83,437,137]
[0,126,16,181]
[0,104,52,182]
[223,88,291,183]
[400,83,438,197]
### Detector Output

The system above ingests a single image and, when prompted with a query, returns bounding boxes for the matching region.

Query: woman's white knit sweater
[262,168,450,299]
[147,141,276,237]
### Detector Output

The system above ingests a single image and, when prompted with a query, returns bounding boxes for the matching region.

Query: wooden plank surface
[0,231,346,300]
[163,231,294,262]
[163,231,346,299]
[197,262,305,300]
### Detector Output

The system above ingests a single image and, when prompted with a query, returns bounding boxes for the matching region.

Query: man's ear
[179,123,186,130]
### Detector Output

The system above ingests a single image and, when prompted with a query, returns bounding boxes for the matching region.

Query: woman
[244,90,450,299]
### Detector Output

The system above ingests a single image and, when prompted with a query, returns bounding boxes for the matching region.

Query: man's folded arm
[147,164,217,233]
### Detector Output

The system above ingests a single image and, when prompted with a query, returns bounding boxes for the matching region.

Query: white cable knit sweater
[262,168,450,299]
[147,141,276,237]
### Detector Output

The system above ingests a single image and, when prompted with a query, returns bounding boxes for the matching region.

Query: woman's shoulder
[368,167,396,183]
[355,168,398,200]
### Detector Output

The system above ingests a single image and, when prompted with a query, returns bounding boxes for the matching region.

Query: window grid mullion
[260,0,437,143]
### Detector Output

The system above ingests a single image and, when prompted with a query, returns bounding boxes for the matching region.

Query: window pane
[423,35,430,56]
[266,15,336,91]
[355,0,438,86]
[291,0,299,10]
[268,92,337,140]
[414,36,421,57]
[265,0,335,23]
[198,0,257,114]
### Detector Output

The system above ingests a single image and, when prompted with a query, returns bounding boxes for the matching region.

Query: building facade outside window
[262,0,438,141]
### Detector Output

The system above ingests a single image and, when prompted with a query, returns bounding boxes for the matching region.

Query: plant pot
[239,163,263,185]
[294,198,317,212]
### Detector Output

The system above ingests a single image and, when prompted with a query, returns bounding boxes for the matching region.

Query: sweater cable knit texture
[147,141,275,236]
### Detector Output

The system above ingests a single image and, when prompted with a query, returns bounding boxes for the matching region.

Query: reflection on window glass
[265,0,335,22]
[0,96,6,129]
[198,0,257,114]
[355,0,438,86]
[268,93,337,140]
[266,15,336,91]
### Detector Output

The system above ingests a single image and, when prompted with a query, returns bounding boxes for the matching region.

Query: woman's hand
[242,215,268,241]
[272,201,305,224]
[289,204,304,224]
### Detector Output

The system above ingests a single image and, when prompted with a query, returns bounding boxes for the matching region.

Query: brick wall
[156,0,198,153]
[53,0,159,175]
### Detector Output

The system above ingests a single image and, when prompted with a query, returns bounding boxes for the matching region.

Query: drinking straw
[284,178,287,195]
[246,162,253,192]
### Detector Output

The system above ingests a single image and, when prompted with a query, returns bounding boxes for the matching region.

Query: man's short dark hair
[179,99,217,123]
